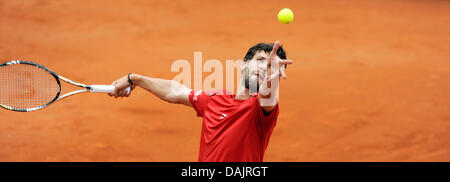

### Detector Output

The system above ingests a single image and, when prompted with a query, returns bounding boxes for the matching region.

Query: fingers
[268,41,281,67]
[270,41,280,56]
[266,66,287,81]
[280,66,287,79]
[118,89,124,97]
[123,87,131,97]
[124,88,131,97]
[279,59,293,65]
[114,85,122,98]
[110,88,126,98]
[109,81,117,97]
[268,41,281,65]
[279,60,290,79]
[108,75,134,98]
[116,87,132,97]
[272,59,291,79]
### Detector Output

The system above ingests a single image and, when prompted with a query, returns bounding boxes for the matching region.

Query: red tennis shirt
[189,90,279,162]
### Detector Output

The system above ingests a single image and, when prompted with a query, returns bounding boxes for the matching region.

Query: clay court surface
[1,0,449,161]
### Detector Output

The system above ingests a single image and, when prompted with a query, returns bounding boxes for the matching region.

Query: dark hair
[244,43,287,61]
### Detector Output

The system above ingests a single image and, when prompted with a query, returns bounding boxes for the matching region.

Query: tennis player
[109,41,293,162]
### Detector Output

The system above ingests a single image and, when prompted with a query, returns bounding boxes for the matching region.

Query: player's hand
[109,75,136,98]
[267,41,293,81]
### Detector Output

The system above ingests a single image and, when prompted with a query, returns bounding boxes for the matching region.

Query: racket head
[0,60,61,112]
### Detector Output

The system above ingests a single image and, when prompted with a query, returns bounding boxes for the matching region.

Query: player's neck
[235,77,257,100]
[236,84,258,100]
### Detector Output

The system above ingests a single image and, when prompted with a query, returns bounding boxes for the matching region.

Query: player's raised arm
[258,41,293,112]
[109,74,192,107]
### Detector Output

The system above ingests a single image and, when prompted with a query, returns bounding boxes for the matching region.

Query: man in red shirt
[109,41,293,162]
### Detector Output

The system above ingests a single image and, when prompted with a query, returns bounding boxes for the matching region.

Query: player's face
[243,50,271,93]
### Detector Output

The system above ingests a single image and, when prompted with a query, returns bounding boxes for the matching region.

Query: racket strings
[0,64,59,110]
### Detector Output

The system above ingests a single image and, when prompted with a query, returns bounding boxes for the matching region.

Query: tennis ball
[278,8,294,24]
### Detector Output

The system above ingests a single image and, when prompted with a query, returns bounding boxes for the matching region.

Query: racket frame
[0,60,117,112]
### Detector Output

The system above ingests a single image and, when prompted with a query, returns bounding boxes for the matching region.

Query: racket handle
[90,85,131,94]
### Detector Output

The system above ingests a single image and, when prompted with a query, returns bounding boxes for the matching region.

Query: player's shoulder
[192,89,234,101]
[204,89,233,97]
[204,90,234,102]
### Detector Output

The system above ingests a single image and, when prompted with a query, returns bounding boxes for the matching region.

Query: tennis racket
[0,60,130,112]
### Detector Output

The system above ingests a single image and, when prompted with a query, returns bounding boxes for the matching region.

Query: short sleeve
[189,90,211,117]
[255,98,280,131]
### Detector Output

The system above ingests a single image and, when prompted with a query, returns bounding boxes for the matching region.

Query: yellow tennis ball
[278,8,294,24]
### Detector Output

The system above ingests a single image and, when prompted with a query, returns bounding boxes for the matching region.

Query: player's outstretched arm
[258,41,293,112]
[109,74,192,107]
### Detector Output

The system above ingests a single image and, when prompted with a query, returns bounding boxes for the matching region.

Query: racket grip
[90,85,131,94]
